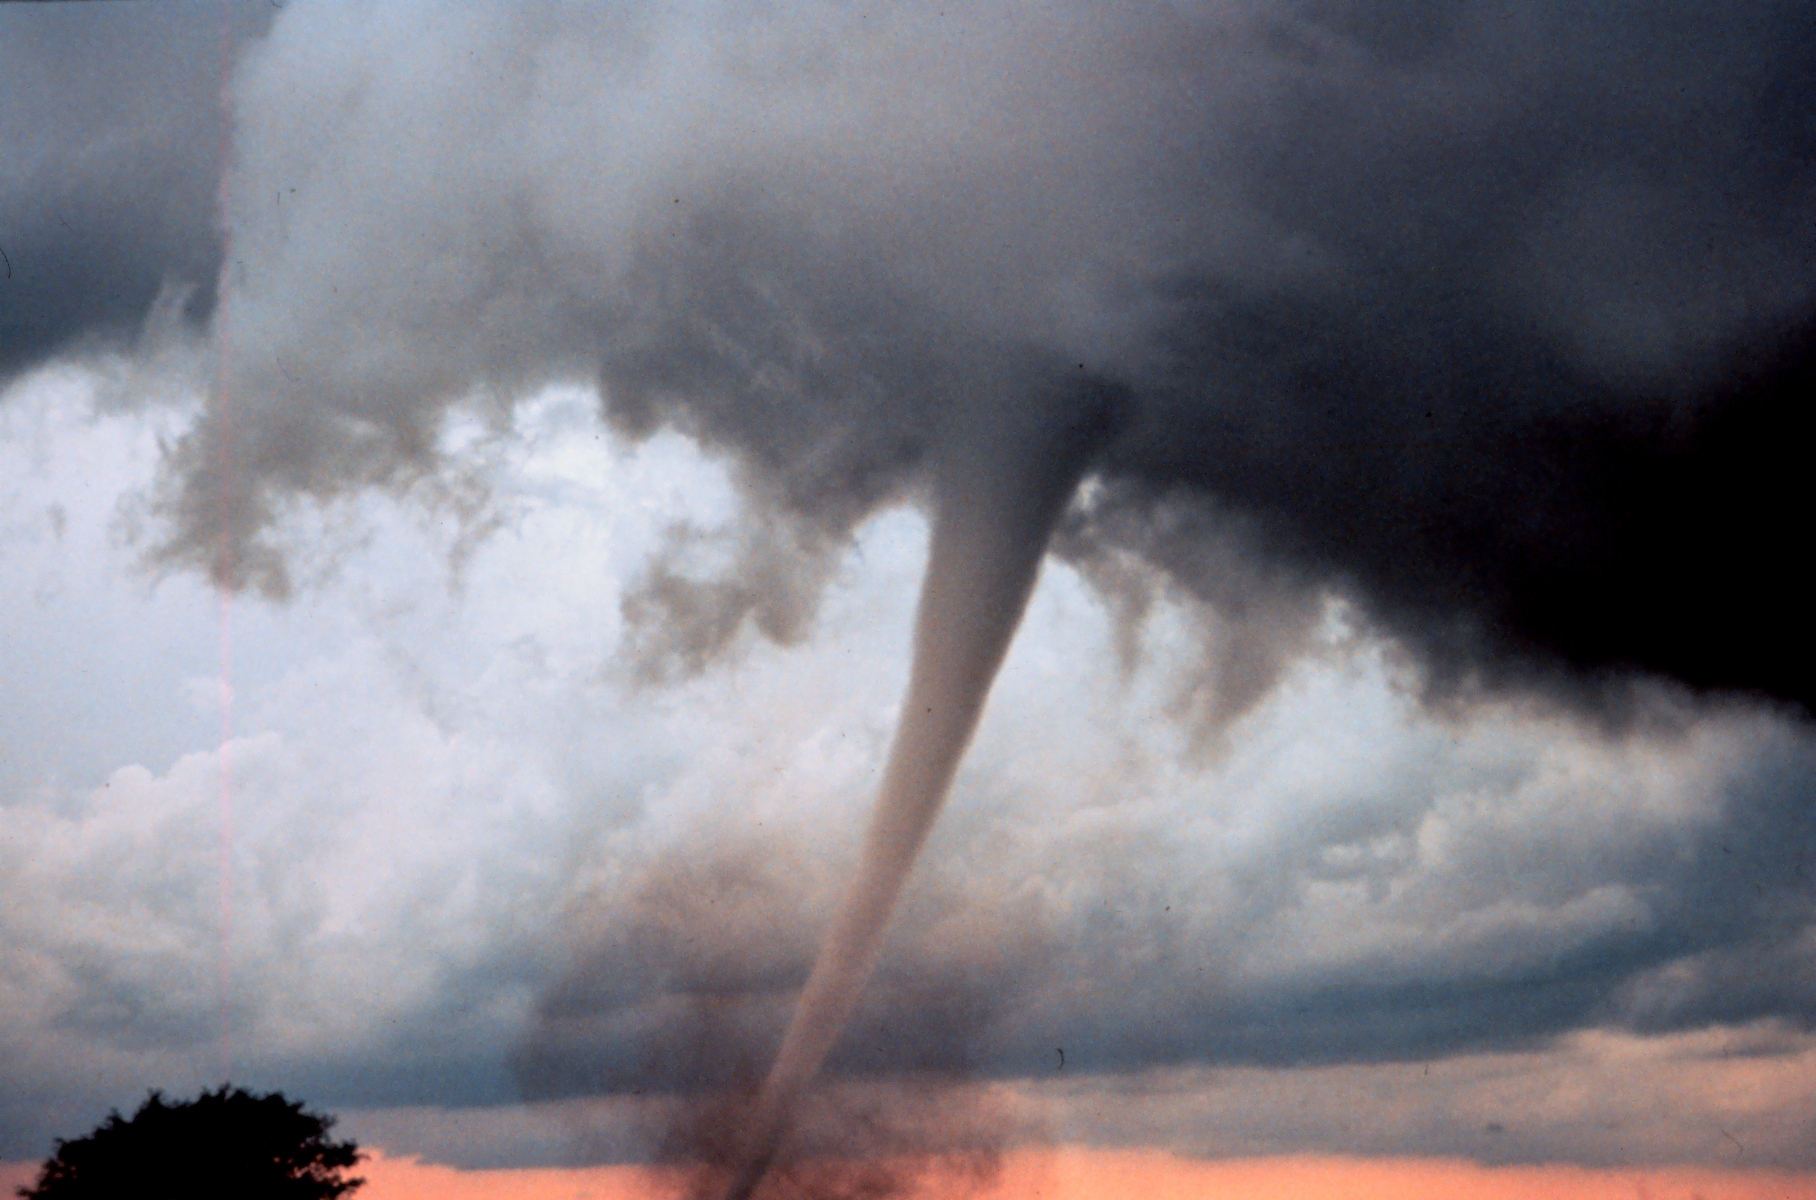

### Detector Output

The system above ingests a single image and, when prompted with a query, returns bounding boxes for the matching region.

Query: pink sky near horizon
[8,1148,1815,1200]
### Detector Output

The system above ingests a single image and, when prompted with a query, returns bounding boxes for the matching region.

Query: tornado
[708,372,1115,1200]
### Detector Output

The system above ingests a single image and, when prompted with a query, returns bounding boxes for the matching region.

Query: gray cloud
[2,383,1813,1169]
[510,702,1815,1118]
[11,1,1813,714]
[0,3,270,378]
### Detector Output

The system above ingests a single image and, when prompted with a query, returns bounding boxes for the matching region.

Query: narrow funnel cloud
[707,373,1115,1200]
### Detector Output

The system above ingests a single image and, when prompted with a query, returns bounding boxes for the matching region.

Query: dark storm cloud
[1074,0,1816,714]
[0,3,271,379]
[15,0,1794,718]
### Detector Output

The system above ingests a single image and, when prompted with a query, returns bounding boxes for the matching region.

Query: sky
[3,2,1814,1198]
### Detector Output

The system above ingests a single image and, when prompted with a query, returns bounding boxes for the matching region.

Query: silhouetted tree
[17,1085,364,1199]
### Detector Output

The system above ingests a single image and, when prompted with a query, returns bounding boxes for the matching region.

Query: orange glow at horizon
[12,1148,1801,1200]
[353,1148,1816,1200]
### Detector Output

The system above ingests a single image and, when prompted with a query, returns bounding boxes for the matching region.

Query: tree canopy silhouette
[17,1085,364,1200]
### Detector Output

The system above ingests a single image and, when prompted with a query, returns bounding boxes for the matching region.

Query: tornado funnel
[707,372,1115,1200]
